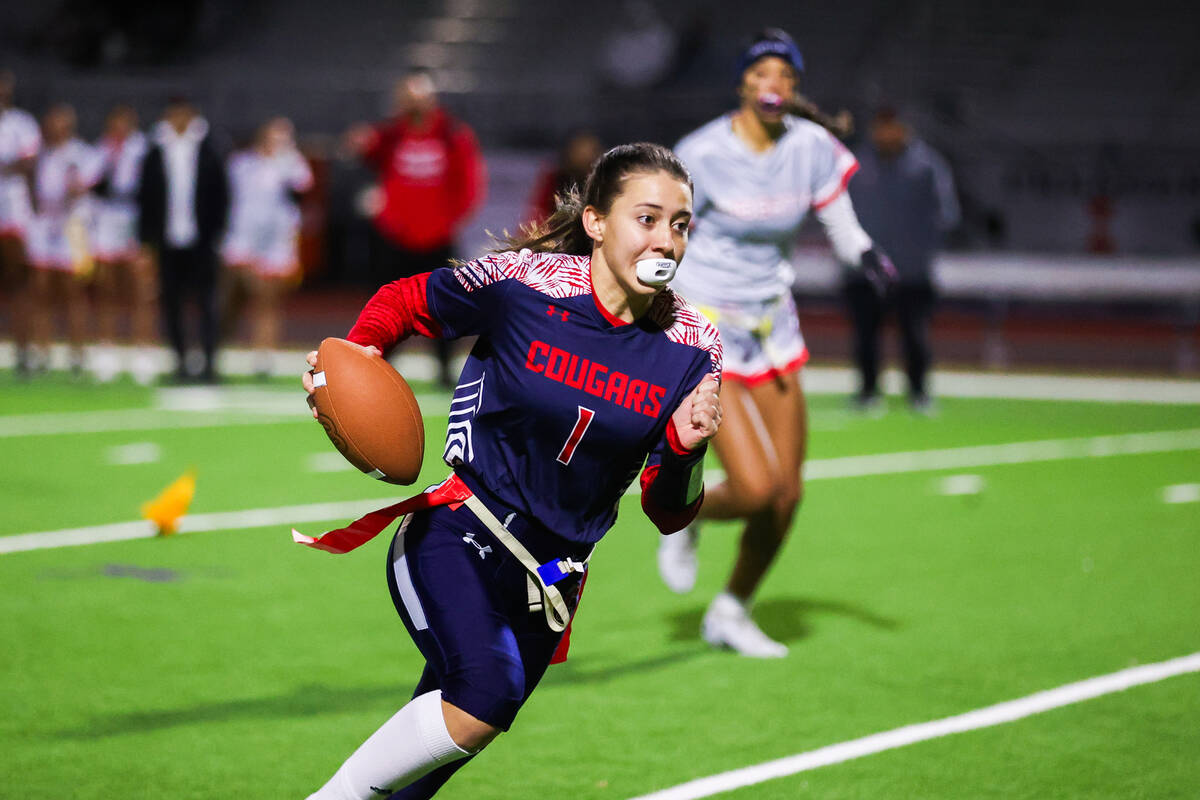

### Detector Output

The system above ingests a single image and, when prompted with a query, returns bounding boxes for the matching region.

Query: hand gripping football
[310,338,425,485]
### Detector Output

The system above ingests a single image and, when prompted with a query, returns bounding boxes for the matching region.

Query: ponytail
[790,94,854,140]
[491,186,593,255]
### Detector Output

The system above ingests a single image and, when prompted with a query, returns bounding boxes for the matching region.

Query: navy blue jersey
[347,249,723,544]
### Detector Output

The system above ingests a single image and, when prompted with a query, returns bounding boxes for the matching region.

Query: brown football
[310,337,425,485]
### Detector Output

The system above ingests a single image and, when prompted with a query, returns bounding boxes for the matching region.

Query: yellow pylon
[141,469,196,536]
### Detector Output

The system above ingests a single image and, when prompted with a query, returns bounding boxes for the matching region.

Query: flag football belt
[697,296,796,370]
[695,301,775,341]
[291,473,588,632]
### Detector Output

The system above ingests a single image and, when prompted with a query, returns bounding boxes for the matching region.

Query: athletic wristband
[653,440,707,508]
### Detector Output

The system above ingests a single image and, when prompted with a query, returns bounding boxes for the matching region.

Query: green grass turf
[0,378,1197,798]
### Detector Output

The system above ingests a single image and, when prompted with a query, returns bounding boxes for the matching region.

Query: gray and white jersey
[673,114,857,305]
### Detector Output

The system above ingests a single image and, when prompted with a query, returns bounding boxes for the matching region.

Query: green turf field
[1,371,1197,799]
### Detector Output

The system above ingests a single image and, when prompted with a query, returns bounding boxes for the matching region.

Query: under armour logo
[546,304,569,322]
[462,532,493,559]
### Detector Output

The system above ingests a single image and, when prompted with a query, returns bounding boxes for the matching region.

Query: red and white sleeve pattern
[812,134,860,211]
[452,249,593,299]
[651,291,724,379]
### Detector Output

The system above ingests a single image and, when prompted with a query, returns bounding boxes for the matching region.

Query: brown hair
[789,94,854,140]
[494,142,692,255]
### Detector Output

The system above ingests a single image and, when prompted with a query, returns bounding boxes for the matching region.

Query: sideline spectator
[846,107,959,414]
[0,69,41,375]
[137,95,229,383]
[91,103,155,383]
[344,68,486,388]
[221,116,313,378]
[27,103,103,376]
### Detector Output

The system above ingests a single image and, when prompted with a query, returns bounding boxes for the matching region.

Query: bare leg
[30,267,54,359]
[219,264,250,345]
[63,271,89,369]
[700,379,780,521]
[93,260,120,343]
[695,372,805,658]
[2,237,34,368]
[725,372,806,600]
[129,251,158,344]
[248,271,285,352]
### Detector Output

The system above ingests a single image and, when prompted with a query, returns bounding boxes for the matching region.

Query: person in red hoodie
[345,68,486,387]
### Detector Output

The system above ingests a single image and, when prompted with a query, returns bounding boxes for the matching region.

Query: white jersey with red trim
[0,107,41,235]
[222,148,313,273]
[33,138,103,218]
[27,138,103,270]
[673,113,857,305]
[92,131,148,261]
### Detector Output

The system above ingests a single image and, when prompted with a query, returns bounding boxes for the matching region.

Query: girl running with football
[300,142,722,799]
[657,29,894,658]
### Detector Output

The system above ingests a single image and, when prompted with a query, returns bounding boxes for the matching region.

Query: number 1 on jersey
[556,406,595,465]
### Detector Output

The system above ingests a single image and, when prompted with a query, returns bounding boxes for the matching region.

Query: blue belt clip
[536,557,586,586]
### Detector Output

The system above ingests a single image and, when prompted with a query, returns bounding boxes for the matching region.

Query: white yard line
[0,498,401,555]
[4,428,1199,555]
[625,651,1200,800]
[0,392,449,438]
[0,408,302,438]
[802,367,1200,405]
[1,368,1197,440]
[1162,483,1200,504]
[803,428,1200,480]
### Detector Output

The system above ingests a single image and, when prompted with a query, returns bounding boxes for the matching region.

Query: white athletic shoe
[88,345,122,383]
[130,347,160,386]
[701,593,788,658]
[657,525,698,594]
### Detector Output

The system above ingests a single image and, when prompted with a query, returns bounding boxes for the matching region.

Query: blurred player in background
[660,29,895,657]
[0,69,41,375]
[525,128,603,226]
[344,68,486,388]
[27,103,103,376]
[137,95,229,383]
[91,103,155,383]
[846,106,959,414]
[299,143,721,799]
[221,116,313,378]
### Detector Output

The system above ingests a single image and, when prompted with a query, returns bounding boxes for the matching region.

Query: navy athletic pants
[383,493,587,799]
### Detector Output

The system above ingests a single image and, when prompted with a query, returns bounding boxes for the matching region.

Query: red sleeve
[345,273,444,354]
[359,123,391,172]
[639,422,705,534]
[640,464,704,535]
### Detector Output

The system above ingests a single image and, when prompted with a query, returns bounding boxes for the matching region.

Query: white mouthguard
[757,92,785,112]
[636,258,678,287]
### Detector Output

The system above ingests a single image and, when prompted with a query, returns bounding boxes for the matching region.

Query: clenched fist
[671,373,722,451]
